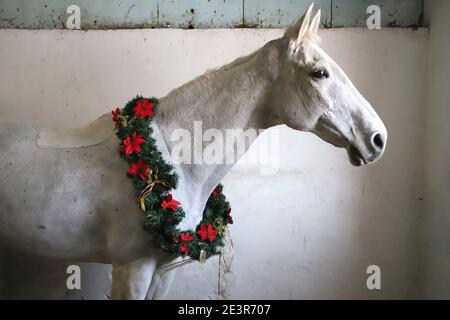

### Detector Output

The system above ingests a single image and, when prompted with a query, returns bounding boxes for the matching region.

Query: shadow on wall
[0,250,5,298]
[420,0,450,299]
[0,249,111,300]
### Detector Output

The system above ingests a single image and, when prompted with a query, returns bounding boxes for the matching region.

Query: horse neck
[160,41,279,128]
[154,40,281,230]
[158,40,280,166]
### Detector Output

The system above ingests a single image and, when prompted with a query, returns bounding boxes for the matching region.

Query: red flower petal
[161,194,181,211]
[123,132,145,155]
[206,224,218,241]
[112,108,120,127]
[180,244,190,254]
[127,159,149,180]
[133,99,155,118]
[180,232,194,243]
[226,208,233,224]
[196,224,207,241]
[196,224,217,242]
[212,186,221,197]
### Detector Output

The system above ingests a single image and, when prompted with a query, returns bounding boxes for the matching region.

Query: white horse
[0,5,386,299]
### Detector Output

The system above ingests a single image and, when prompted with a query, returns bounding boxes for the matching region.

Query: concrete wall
[421,0,450,299]
[0,27,429,299]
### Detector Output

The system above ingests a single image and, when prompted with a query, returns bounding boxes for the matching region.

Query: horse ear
[309,9,321,35]
[284,3,314,44]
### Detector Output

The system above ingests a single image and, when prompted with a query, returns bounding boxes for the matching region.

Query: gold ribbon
[218,228,234,297]
[214,217,228,236]
[139,168,171,211]
[118,115,128,128]
[199,249,207,264]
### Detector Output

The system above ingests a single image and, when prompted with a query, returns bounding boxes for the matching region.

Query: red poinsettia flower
[161,194,181,212]
[127,159,149,180]
[123,131,145,155]
[211,186,221,197]
[196,224,218,242]
[133,98,155,118]
[179,232,194,243]
[112,108,120,128]
[226,208,233,224]
[179,232,193,255]
[180,244,190,254]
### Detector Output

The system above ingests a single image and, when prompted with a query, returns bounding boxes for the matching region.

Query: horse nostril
[372,133,384,150]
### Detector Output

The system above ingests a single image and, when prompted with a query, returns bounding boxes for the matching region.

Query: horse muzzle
[347,130,387,166]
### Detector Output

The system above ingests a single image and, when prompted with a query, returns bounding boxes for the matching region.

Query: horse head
[273,4,387,166]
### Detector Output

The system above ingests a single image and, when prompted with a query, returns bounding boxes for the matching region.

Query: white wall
[422,0,450,299]
[0,27,429,299]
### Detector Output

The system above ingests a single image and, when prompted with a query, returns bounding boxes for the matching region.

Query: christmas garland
[112,96,233,262]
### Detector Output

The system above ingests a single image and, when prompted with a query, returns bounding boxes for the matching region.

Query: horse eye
[311,68,329,80]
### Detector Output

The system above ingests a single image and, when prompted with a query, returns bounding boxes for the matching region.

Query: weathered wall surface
[0,27,429,299]
[0,0,423,29]
[421,0,450,299]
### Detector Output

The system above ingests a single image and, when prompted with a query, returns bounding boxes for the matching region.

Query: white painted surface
[422,0,450,299]
[0,27,429,299]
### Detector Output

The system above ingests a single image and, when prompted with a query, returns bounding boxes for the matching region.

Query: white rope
[217,228,235,298]
[160,257,195,272]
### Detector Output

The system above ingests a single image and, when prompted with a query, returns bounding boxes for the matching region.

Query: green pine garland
[112,96,233,262]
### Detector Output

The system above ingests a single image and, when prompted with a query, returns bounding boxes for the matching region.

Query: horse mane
[163,40,275,100]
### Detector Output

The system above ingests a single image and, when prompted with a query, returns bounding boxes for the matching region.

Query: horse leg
[110,257,157,300]
[145,267,177,300]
